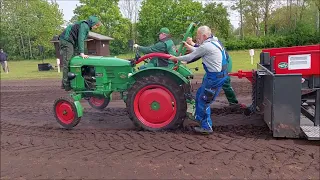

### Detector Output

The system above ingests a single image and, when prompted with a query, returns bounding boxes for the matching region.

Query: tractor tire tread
[88,97,110,110]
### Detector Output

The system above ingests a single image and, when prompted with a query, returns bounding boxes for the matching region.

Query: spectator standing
[0,49,9,73]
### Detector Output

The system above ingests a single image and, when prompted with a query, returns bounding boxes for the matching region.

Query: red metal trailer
[230,44,320,140]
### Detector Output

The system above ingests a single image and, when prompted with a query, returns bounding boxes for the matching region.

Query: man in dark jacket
[133,27,177,69]
[0,49,9,73]
[58,15,101,91]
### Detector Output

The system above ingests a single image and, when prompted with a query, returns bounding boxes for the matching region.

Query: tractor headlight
[67,72,76,80]
[128,73,133,77]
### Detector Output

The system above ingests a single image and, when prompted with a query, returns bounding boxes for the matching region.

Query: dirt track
[1,77,319,179]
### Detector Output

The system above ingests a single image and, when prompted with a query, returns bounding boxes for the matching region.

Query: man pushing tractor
[169,25,231,134]
[185,37,242,107]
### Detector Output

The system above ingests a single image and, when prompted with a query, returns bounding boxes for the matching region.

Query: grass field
[0,49,261,80]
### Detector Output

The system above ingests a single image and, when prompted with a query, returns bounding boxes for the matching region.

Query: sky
[55,0,241,28]
[55,0,79,24]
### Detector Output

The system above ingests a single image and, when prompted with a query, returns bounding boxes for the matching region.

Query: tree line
[228,0,320,49]
[0,0,319,59]
[0,0,64,59]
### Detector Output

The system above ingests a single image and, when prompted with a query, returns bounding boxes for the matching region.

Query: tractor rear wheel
[126,75,187,131]
[88,97,110,110]
[54,97,81,129]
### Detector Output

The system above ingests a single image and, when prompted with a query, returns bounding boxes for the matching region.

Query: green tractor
[53,22,198,131]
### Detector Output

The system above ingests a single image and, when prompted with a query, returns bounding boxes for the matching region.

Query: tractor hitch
[228,70,255,83]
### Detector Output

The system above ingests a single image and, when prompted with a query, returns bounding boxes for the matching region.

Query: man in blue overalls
[169,26,228,134]
[186,36,244,107]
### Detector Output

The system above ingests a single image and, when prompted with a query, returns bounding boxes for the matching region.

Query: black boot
[64,86,72,91]
[61,80,71,91]
[64,83,71,91]
[61,80,65,89]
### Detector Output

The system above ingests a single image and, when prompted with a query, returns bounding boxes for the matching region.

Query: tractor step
[300,126,320,140]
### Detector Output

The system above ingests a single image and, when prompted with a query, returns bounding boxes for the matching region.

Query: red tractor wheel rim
[133,85,177,128]
[55,101,75,124]
[89,97,105,106]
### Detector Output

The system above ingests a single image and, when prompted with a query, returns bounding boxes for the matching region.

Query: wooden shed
[50,32,114,61]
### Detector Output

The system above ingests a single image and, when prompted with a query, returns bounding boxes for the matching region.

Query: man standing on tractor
[185,37,243,107]
[58,15,101,91]
[133,27,177,69]
[169,26,228,134]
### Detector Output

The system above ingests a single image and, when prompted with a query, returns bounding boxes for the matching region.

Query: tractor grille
[105,69,115,79]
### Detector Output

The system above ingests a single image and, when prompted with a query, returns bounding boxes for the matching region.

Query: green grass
[0,49,261,80]
[186,49,261,74]
[0,59,62,80]
[0,54,135,81]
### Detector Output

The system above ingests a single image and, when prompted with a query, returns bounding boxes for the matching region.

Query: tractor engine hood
[69,56,131,67]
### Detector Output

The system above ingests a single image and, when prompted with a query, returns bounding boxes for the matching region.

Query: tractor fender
[74,101,84,117]
[70,93,84,117]
[129,67,189,85]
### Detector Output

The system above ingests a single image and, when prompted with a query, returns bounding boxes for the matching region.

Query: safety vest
[202,41,228,79]
[156,39,177,67]
[163,39,177,56]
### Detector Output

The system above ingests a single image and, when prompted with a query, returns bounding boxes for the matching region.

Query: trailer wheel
[88,97,110,110]
[126,75,187,131]
[54,97,81,129]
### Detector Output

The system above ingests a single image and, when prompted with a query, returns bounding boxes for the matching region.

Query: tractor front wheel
[54,97,81,129]
[126,75,187,131]
[88,96,110,110]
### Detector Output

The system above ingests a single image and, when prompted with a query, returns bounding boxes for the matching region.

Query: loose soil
[1,77,319,179]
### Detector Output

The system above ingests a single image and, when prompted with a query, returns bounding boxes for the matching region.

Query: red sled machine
[230,44,320,140]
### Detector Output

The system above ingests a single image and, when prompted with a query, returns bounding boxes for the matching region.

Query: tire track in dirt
[1,78,319,179]
[1,121,318,164]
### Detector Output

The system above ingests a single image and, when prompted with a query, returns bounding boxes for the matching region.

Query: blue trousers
[194,74,228,130]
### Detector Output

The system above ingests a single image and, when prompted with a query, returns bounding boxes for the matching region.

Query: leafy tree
[168,0,203,44]
[136,0,175,45]
[0,0,63,59]
[268,2,317,35]
[119,0,141,41]
[137,0,203,46]
[72,0,132,55]
[202,2,231,40]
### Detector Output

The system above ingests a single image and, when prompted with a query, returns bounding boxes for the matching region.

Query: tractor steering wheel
[134,49,150,63]
[134,53,178,67]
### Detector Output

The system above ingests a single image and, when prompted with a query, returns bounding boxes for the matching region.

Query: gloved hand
[133,44,139,49]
